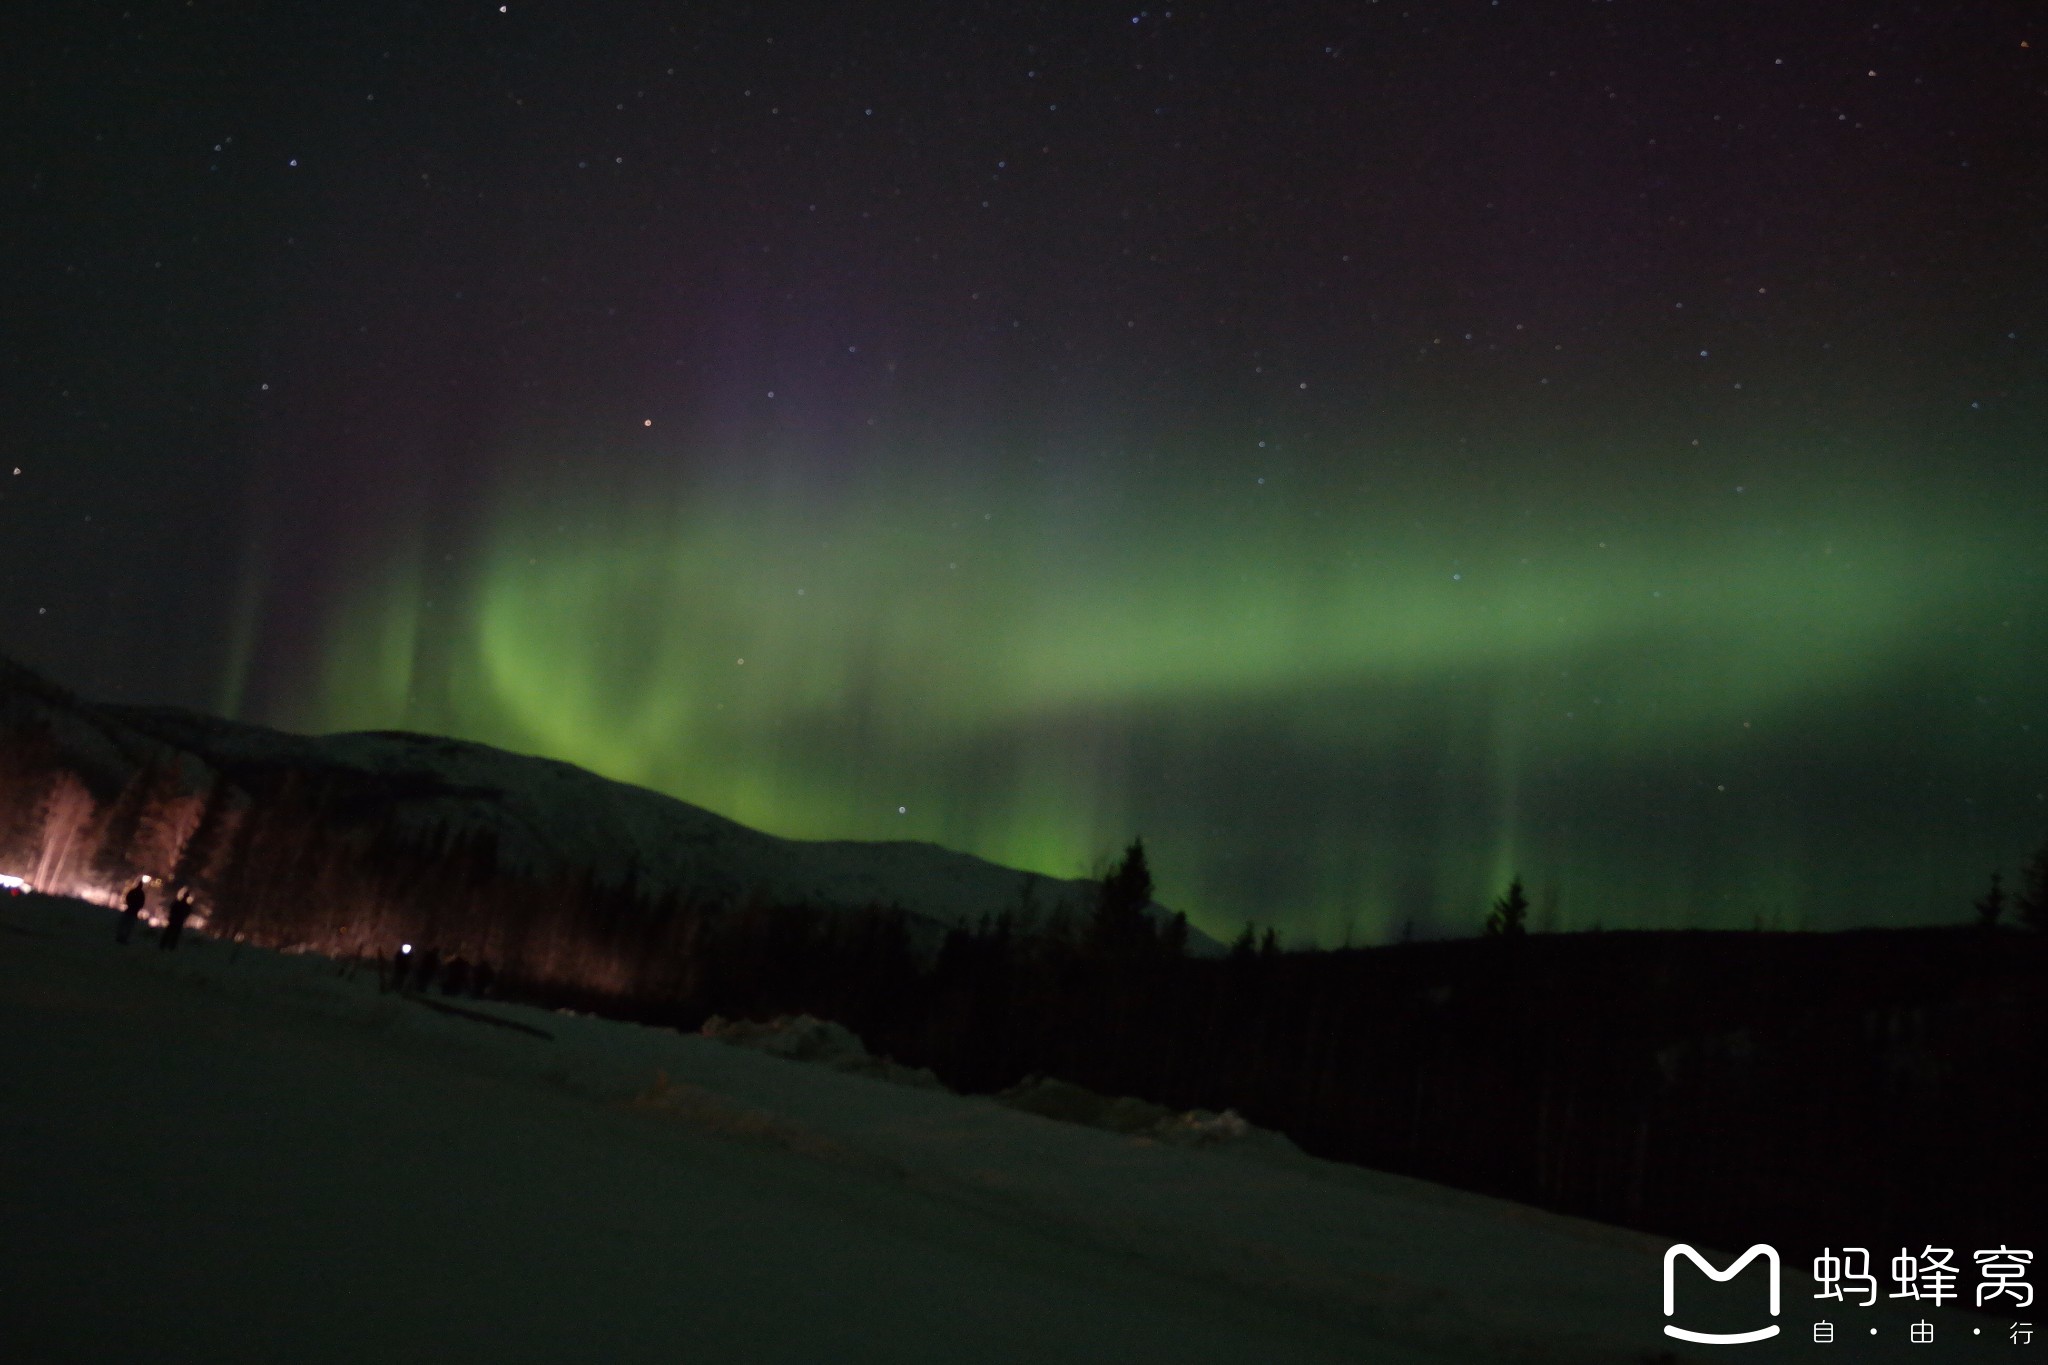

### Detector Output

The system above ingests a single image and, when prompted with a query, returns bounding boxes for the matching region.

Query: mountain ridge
[1,654,1216,951]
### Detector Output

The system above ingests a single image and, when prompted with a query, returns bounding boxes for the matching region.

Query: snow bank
[697,1020,1305,1161]
[992,1074,1311,1170]
[700,1013,943,1089]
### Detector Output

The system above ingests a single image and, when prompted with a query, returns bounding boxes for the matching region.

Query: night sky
[9,1,2046,942]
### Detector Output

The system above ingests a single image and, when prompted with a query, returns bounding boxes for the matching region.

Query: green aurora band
[292,430,2045,942]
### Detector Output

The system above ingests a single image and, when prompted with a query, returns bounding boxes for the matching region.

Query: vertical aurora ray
[313,525,430,735]
[215,536,269,722]
[295,427,2047,942]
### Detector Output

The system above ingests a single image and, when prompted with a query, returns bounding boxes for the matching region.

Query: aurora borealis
[9,2,2046,940]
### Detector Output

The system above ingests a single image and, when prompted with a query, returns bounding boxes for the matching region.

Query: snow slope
[126,705,1094,915]
[0,894,1980,1364]
[0,650,1215,946]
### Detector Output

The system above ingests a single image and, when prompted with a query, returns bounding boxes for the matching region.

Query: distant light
[0,874,27,891]
[400,943,413,954]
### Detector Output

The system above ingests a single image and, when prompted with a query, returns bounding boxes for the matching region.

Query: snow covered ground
[1,893,1980,1363]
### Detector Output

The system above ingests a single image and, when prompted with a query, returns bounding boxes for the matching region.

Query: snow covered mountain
[0,653,1214,949]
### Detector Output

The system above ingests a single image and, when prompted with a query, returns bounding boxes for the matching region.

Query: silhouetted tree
[1229,921,1257,961]
[2013,838,2048,933]
[170,774,236,899]
[1160,910,1190,957]
[1485,877,1530,937]
[0,721,62,868]
[1089,838,1155,958]
[1974,872,2007,930]
[94,756,206,890]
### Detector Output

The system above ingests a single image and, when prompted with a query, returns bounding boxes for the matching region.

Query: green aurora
[12,0,2046,951]
[289,426,2044,944]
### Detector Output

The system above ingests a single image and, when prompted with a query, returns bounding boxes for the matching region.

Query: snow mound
[629,1067,905,1176]
[994,1074,1174,1133]
[995,1074,1306,1159]
[700,1013,942,1089]
[695,1024,1306,1157]
[1156,1106,1260,1146]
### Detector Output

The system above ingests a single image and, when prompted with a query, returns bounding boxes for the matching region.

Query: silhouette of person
[117,878,146,945]
[389,943,414,992]
[160,886,194,951]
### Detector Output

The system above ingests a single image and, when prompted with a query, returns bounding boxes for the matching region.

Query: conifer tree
[93,757,179,885]
[1089,838,1155,958]
[1160,910,1189,957]
[170,774,235,897]
[0,722,61,868]
[2018,840,2048,933]
[1485,877,1530,937]
[1974,871,2006,930]
[1229,921,1257,960]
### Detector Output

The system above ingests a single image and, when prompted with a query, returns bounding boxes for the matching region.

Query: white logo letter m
[1663,1243,1781,1345]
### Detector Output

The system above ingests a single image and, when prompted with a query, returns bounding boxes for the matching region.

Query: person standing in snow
[160,886,194,951]
[117,877,146,945]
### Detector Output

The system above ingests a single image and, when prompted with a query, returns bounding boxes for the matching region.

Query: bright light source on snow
[0,874,29,892]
